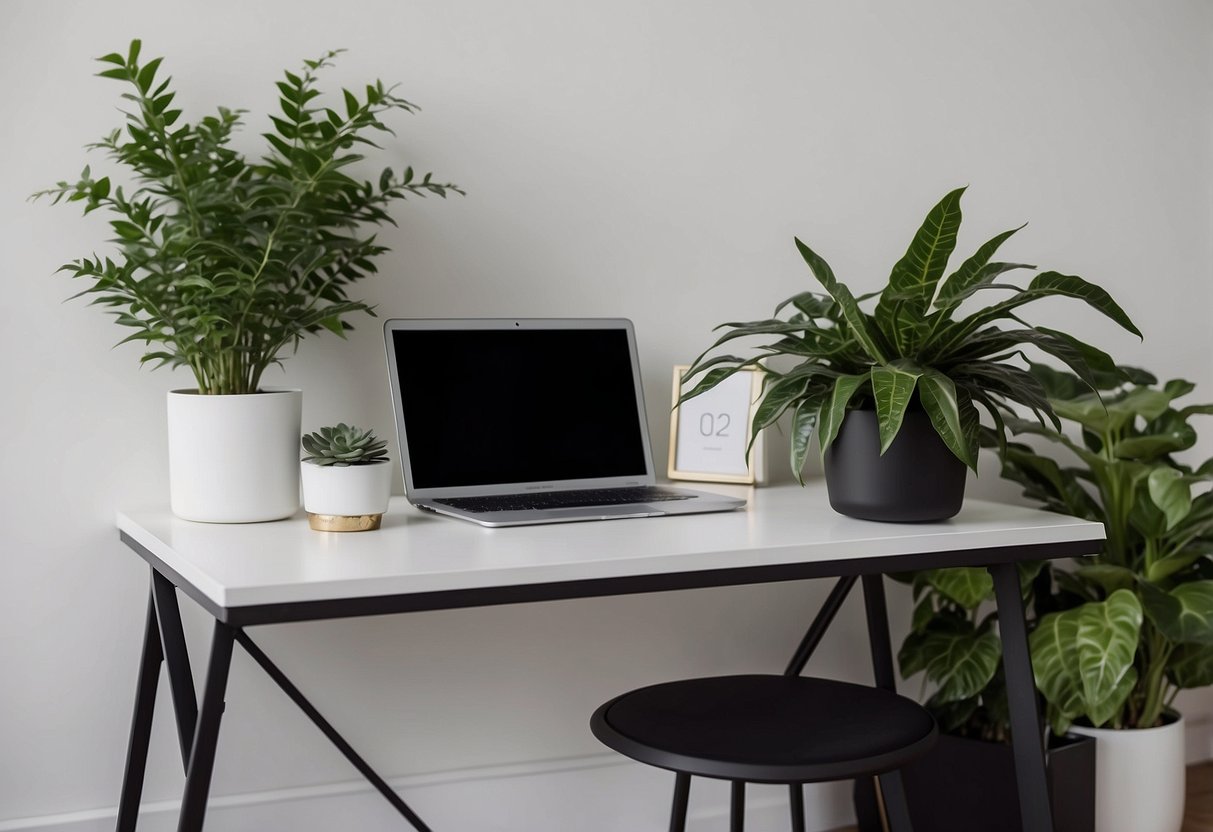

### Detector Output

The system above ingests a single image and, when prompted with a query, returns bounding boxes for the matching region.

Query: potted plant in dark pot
[994,367,1213,832]
[680,187,1139,521]
[866,564,1097,832]
[34,41,459,522]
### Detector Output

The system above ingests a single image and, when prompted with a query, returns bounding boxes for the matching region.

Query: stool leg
[877,770,915,832]
[669,772,691,832]
[789,784,805,832]
[730,781,745,832]
[863,575,916,832]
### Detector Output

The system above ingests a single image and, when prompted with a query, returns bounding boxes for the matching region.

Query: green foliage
[301,423,388,466]
[33,40,461,395]
[998,369,1213,730]
[680,188,1139,482]
[1029,590,1142,732]
[894,561,1043,742]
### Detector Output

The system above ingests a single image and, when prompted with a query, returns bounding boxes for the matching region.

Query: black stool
[589,576,937,831]
[591,674,936,831]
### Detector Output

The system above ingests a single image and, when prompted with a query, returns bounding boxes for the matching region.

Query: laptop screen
[391,326,651,489]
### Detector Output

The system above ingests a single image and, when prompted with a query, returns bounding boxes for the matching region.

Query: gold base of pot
[307,512,383,532]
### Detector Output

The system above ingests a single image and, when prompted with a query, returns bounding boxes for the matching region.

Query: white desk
[113,483,1104,832]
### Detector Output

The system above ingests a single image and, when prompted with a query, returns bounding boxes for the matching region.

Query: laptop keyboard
[434,487,696,514]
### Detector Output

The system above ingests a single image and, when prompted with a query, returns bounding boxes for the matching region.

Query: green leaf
[1086,668,1139,728]
[136,57,163,94]
[1147,541,1213,583]
[1030,606,1085,724]
[816,373,867,456]
[677,364,750,405]
[936,271,1141,359]
[1031,591,1141,728]
[1074,564,1136,594]
[749,374,811,449]
[322,316,349,336]
[898,628,931,678]
[1029,271,1142,338]
[933,224,1026,310]
[918,369,977,470]
[871,363,922,454]
[875,187,965,349]
[911,596,935,634]
[789,401,817,485]
[1050,393,1124,436]
[1074,589,1142,719]
[1141,581,1213,645]
[921,567,993,608]
[931,261,1035,312]
[917,627,1002,703]
[1148,467,1192,530]
[1113,387,1175,421]
[1169,644,1213,689]
[1115,430,1196,461]
[793,237,889,363]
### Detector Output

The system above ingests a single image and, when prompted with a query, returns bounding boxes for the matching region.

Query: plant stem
[1139,626,1173,728]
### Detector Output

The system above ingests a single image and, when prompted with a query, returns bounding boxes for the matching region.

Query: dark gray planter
[823,406,967,522]
[854,732,1096,832]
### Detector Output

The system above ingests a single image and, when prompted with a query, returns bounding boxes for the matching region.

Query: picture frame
[668,364,765,485]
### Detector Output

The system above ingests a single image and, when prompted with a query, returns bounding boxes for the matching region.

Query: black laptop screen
[393,327,651,489]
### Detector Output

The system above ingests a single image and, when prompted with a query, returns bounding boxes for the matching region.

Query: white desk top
[117,483,1104,616]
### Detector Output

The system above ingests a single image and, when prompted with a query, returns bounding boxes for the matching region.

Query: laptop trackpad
[550,505,661,518]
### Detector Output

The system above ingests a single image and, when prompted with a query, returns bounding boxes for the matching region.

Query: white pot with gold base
[301,460,392,531]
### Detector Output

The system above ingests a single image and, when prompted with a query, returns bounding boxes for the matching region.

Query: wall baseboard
[8,719,1211,832]
[0,754,853,832]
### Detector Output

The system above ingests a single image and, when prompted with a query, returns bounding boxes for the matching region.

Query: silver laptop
[383,318,746,527]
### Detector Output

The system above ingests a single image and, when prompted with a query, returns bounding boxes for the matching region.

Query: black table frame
[114,529,1099,832]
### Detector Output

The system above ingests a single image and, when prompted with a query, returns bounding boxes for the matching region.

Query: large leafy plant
[680,187,1140,480]
[896,562,1049,742]
[998,368,1213,731]
[34,41,460,395]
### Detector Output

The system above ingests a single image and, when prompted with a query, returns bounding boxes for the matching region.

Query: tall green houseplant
[999,367,1213,732]
[34,40,460,394]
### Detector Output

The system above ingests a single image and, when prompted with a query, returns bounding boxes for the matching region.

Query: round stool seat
[591,674,937,784]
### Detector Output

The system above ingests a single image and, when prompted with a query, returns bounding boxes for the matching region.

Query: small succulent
[301,424,390,467]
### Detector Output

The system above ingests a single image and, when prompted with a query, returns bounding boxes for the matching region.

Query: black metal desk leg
[152,571,199,770]
[785,575,857,677]
[861,574,915,832]
[177,620,236,832]
[990,561,1054,832]
[116,585,164,832]
[233,631,434,832]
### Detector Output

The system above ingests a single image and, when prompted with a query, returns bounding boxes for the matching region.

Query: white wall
[3,0,1212,829]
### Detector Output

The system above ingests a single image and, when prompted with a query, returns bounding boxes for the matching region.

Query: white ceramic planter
[301,460,392,531]
[1070,715,1185,832]
[167,389,302,523]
